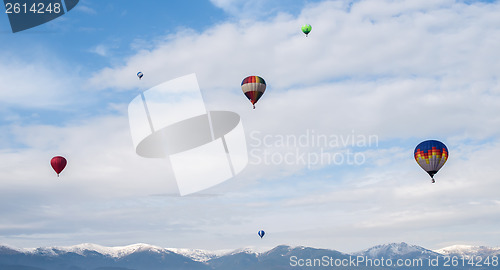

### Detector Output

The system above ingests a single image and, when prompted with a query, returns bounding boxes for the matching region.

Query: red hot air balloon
[50,156,67,177]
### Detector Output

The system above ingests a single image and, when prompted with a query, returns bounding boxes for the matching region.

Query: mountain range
[0,242,499,270]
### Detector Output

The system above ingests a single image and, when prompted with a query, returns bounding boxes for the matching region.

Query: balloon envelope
[241,76,266,109]
[414,140,448,180]
[258,230,265,238]
[137,72,143,79]
[50,156,67,176]
[301,24,312,36]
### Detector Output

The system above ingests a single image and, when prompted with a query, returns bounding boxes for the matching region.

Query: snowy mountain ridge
[24,243,166,258]
[0,242,241,262]
[165,247,233,262]
[434,245,500,257]
[354,242,440,258]
[2,242,500,270]
[2,242,499,260]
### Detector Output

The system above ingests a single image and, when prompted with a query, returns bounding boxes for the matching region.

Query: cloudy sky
[1,0,500,253]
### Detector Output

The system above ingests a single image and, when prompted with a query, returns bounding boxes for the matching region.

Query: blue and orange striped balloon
[414,140,449,183]
[241,76,266,109]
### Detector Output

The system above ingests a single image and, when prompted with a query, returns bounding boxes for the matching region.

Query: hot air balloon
[414,140,448,183]
[137,72,143,80]
[301,24,312,37]
[258,230,265,239]
[50,156,67,177]
[241,76,266,109]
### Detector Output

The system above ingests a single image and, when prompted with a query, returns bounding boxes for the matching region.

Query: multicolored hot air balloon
[414,140,448,183]
[50,156,67,177]
[258,230,265,239]
[301,24,312,37]
[241,76,266,109]
[137,72,143,80]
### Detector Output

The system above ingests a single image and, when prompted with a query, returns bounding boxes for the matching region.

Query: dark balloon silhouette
[258,230,265,239]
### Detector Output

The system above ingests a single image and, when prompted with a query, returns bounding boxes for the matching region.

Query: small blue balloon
[258,230,265,238]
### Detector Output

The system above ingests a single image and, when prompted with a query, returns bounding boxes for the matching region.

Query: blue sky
[1,0,500,253]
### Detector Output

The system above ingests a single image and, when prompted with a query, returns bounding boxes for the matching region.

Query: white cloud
[0,56,84,110]
[90,44,110,57]
[86,0,500,137]
[2,0,500,251]
[209,0,284,19]
[0,115,179,196]
[83,0,500,249]
[74,2,97,15]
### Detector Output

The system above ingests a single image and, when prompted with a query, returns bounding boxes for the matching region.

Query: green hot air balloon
[301,24,312,37]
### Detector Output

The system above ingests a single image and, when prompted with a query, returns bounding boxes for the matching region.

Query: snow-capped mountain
[0,243,205,270]
[355,242,440,259]
[26,243,166,258]
[0,242,499,270]
[434,245,500,257]
[165,247,232,262]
